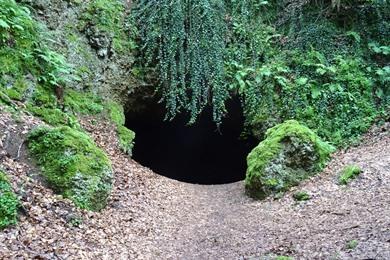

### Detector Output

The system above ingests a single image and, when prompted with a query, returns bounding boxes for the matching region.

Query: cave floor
[0,110,389,259]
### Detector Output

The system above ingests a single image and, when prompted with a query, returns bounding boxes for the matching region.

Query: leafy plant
[346,239,358,250]
[133,0,228,125]
[339,165,362,185]
[293,191,311,201]
[0,170,20,229]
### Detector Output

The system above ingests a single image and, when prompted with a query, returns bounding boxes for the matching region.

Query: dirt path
[0,111,389,259]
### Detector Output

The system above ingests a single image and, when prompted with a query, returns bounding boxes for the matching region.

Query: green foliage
[246,120,334,199]
[242,46,382,145]
[134,0,387,145]
[0,170,20,229]
[106,101,136,155]
[134,0,228,124]
[64,89,104,115]
[80,0,136,54]
[68,215,83,227]
[27,126,113,211]
[0,0,73,89]
[275,256,294,260]
[117,125,135,156]
[346,239,359,250]
[293,191,311,201]
[106,101,125,126]
[338,165,362,185]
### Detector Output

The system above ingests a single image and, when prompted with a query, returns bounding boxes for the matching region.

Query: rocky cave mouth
[125,98,257,185]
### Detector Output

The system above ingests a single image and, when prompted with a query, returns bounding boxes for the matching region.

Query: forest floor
[0,107,389,259]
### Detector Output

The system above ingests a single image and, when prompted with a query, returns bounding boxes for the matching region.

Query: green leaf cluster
[0,170,20,229]
[338,165,362,185]
[133,0,228,125]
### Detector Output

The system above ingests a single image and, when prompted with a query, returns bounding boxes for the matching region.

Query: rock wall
[18,0,138,103]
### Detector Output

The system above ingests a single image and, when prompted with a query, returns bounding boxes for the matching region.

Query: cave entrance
[125,97,257,185]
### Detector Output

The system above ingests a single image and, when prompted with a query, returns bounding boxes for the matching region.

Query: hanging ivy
[133,0,228,125]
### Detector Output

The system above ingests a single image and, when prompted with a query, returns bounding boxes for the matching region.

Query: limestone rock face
[18,0,139,104]
[245,120,334,199]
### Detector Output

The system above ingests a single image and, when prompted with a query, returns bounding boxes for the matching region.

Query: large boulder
[245,120,334,199]
[28,126,113,211]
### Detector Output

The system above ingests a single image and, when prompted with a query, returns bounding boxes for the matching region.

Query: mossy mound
[0,170,20,229]
[27,126,113,211]
[245,120,335,199]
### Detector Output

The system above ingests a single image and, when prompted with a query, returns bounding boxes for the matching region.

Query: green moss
[104,101,136,155]
[117,125,135,155]
[64,89,104,115]
[246,120,335,199]
[338,165,362,185]
[27,105,79,128]
[27,126,113,211]
[106,101,125,125]
[293,191,311,201]
[275,257,294,260]
[80,0,135,54]
[0,170,20,229]
[29,85,57,108]
[105,101,136,155]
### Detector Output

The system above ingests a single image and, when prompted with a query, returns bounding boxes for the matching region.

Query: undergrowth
[339,165,362,185]
[0,170,20,229]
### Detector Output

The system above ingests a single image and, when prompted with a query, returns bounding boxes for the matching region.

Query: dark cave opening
[125,98,257,185]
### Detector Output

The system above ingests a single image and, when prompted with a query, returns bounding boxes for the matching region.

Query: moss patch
[105,101,136,155]
[339,165,362,185]
[0,170,20,229]
[293,191,311,201]
[64,89,104,115]
[106,101,125,125]
[117,125,135,155]
[245,120,334,199]
[27,126,113,211]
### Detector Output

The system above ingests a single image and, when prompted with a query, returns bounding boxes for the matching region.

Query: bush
[293,191,311,201]
[245,120,334,199]
[339,165,362,185]
[28,126,113,211]
[0,170,20,229]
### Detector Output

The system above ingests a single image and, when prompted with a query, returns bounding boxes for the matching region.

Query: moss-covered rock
[0,170,20,229]
[27,126,113,211]
[245,120,334,199]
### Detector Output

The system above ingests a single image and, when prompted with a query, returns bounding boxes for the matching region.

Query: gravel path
[0,110,389,259]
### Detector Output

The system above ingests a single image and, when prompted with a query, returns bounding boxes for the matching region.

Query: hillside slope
[0,107,389,259]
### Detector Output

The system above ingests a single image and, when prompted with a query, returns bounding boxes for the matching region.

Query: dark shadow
[125,97,257,184]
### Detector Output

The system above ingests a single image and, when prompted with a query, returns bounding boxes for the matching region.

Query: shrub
[293,191,311,201]
[246,120,334,199]
[346,239,358,250]
[0,170,20,229]
[339,165,362,185]
[28,126,113,211]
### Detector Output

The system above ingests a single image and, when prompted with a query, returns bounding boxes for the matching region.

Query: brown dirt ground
[0,107,389,259]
